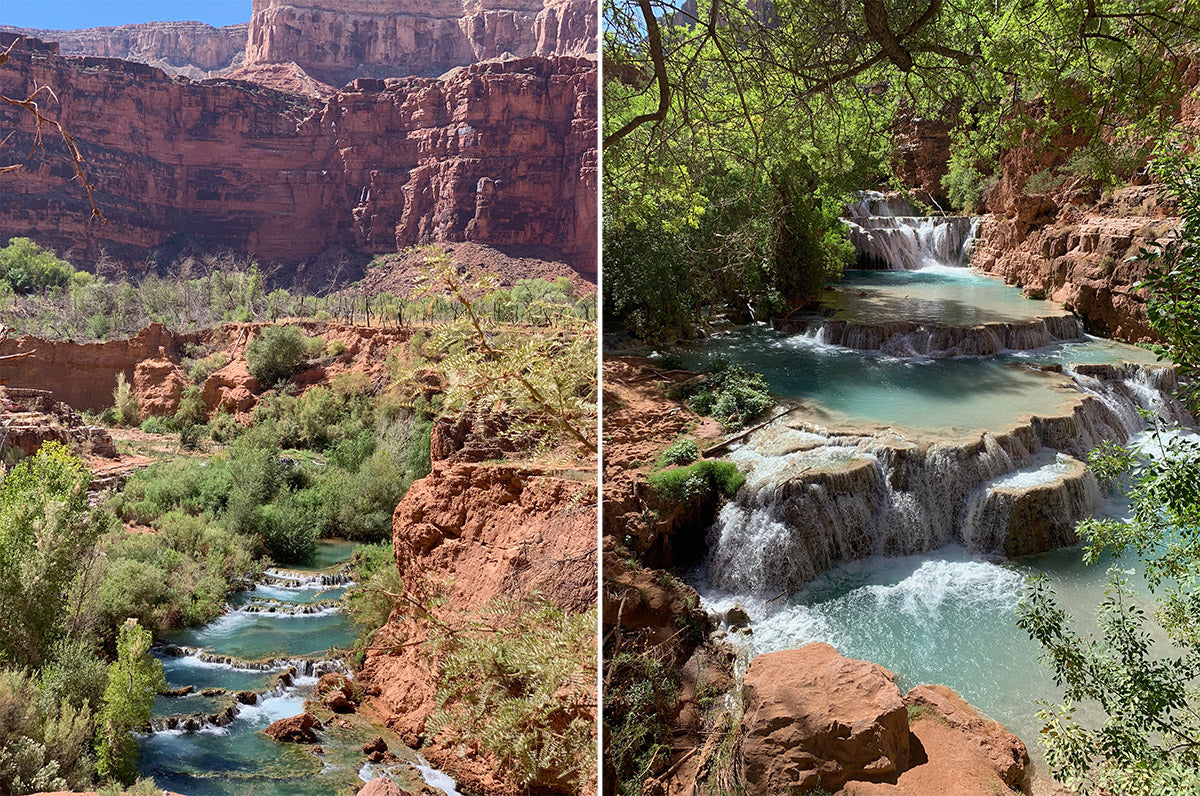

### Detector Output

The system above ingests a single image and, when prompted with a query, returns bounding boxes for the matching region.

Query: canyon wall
[244,0,597,85]
[0,38,597,280]
[0,21,248,78]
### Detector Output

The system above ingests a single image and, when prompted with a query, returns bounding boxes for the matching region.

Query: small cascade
[796,314,1085,357]
[158,645,348,677]
[844,191,977,270]
[705,363,1192,594]
[236,597,342,616]
[262,568,354,588]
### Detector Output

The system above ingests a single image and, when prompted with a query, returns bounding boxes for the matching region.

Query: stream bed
[678,199,1195,769]
[139,540,458,796]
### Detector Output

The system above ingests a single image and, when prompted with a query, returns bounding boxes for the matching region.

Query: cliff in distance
[0,37,598,280]
[2,0,597,86]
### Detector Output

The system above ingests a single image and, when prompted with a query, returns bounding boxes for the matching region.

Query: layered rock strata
[0,39,598,278]
[0,21,247,78]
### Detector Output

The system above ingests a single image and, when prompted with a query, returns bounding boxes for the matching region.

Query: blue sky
[0,1,250,29]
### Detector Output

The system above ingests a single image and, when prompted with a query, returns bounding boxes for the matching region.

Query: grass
[646,460,745,504]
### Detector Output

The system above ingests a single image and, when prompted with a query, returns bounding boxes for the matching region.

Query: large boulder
[133,353,189,418]
[201,359,261,414]
[356,778,406,796]
[263,711,322,743]
[905,685,1029,790]
[738,643,911,794]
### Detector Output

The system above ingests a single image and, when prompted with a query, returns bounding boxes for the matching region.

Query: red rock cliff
[362,461,597,796]
[0,21,248,78]
[0,41,598,279]
[244,0,596,86]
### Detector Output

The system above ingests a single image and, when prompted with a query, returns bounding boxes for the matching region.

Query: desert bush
[673,362,772,430]
[655,438,699,468]
[245,325,311,385]
[111,373,140,428]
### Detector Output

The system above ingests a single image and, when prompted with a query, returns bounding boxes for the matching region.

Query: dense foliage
[669,361,773,429]
[1017,149,1200,794]
[603,0,1198,339]
[429,600,597,793]
[0,447,183,793]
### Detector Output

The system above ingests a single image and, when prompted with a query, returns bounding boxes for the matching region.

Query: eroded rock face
[0,41,598,279]
[739,643,911,794]
[357,778,408,796]
[263,711,323,743]
[133,355,189,418]
[0,387,118,460]
[0,21,247,78]
[361,460,596,795]
[244,0,595,86]
[905,685,1029,790]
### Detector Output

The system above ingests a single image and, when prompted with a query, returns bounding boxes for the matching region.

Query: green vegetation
[0,239,595,342]
[244,325,320,385]
[1017,149,1200,795]
[429,600,597,793]
[654,437,699,468]
[603,0,1197,340]
[647,460,745,504]
[670,362,773,430]
[605,648,680,795]
[95,622,164,783]
[413,248,597,454]
[0,446,191,792]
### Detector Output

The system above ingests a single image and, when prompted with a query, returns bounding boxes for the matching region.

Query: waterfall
[705,364,1192,594]
[791,314,1085,357]
[843,191,977,270]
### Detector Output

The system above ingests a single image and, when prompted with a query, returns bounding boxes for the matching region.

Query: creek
[678,192,1196,764]
[138,539,462,796]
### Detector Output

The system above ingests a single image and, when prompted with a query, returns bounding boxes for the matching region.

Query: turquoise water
[696,539,1152,752]
[292,539,360,572]
[139,543,435,796]
[829,267,1068,325]
[165,609,356,660]
[671,319,1158,433]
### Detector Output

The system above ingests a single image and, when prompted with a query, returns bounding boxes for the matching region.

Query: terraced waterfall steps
[140,544,461,796]
[681,194,1199,767]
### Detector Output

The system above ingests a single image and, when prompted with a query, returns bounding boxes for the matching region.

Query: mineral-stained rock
[0,38,598,279]
[263,711,322,743]
[738,643,911,794]
[322,689,355,713]
[361,736,388,755]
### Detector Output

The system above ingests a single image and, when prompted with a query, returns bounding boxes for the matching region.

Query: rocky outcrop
[739,644,912,793]
[0,21,247,78]
[0,39,598,279]
[362,459,596,795]
[244,0,596,86]
[358,779,408,796]
[263,711,322,743]
[133,355,189,418]
[0,387,118,460]
[737,645,1030,796]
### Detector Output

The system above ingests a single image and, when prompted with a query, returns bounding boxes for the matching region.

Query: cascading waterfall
[843,191,978,270]
[705,364,1193,594]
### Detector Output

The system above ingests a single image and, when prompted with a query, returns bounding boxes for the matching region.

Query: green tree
[1017,148,1200,794]
[0,237,74,294]
[95,620,164,784]
[0,443,105,667]
[244,325,310,385]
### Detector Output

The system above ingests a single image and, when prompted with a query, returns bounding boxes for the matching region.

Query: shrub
[327,339,347,356]
[647,460,745,503]
[186,352,228,384]
[139,415,172,435]
[111,373,140,428]
[430,601,596,793]
[0,237,74,294]
[245,325,310,385]
[655,438,699,468]
[677,362,772,430]
[343,542,402,651]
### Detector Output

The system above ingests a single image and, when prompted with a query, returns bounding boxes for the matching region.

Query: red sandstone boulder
[133,354,189,418]
[263,712,322,743]
[357,778,406,796]
[201,360,261,414]
[905,685,1029,790]
[738,643,911,794]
